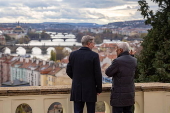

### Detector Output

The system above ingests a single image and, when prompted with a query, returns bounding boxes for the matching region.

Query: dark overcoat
[66,47,102,102]
[105,51,137,107]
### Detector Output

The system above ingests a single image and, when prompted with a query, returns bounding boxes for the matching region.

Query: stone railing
[0,83,170,113]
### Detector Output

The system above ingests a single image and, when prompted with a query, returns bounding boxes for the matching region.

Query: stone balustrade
[0,83,170,113]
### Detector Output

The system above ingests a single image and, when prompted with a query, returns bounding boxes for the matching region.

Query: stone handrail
[1,83,170,96]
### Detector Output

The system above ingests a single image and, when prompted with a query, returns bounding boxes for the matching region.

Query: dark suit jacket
[105,51,137,107]
[66,47,102,102]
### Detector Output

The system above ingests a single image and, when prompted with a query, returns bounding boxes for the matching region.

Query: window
[52,78,55,83]
[51,77,52,82]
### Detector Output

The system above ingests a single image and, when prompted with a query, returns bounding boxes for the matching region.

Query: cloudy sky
[0,0,158,24]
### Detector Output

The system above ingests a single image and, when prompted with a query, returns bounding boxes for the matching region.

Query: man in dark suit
[66,35,102,113]
[105,42,137,113]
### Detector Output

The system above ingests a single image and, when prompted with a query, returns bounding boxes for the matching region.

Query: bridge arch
[32,47,42,54]
[65,34,75,39]
[3,47,11,54]
[65,39,77,42]
[47,47,56,55]
[52,39,64,42]
[62,47,72,55]
[16,47,26,55]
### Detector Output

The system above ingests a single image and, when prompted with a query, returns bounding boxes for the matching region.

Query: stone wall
[0,83,170,113]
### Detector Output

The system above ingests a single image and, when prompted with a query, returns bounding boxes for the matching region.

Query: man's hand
[129,50,136,55]
[97,93,100,95]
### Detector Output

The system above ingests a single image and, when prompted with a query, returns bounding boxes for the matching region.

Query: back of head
[116,42,130,52]
[81,35,94,46]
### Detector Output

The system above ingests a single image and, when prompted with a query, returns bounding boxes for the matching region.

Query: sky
[0,0,158,24]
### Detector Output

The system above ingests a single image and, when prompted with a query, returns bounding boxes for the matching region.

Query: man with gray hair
[66,35,102,113]
[105,42,137,113]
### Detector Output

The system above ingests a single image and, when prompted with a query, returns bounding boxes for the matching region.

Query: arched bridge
[0,45,81,54]
[38,38,76,42]
[47,32,76,42]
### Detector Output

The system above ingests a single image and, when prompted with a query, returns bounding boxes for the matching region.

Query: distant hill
[105,20,151,28]
[0,20,150,29]
[43,22,102,27]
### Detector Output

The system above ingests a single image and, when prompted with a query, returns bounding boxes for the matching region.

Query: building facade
[40,63,61,86]
[0,54,15,86]
[0,35,6,45]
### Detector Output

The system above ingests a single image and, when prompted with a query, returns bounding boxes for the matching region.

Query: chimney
[25,58,29,63]
[36,59,39,64]
[20,78,23,83]
[10,80,13,85]
[55,62,59,67]
[49,62,50,66]
[20,57,24,62]
[31,58,35,63]
[7,55,10,59]
[43,61,46,65]
[53,64,55,69]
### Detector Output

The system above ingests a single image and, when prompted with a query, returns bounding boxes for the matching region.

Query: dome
[13,26,25,33]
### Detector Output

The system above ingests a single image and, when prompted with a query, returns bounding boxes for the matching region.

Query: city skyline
[0,0,158,24]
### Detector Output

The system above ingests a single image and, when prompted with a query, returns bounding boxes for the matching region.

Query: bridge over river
[47,32,76,42]
[0,45,81,54]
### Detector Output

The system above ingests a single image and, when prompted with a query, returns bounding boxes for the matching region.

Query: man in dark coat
[105,42,137,113]
[66,35,102,113]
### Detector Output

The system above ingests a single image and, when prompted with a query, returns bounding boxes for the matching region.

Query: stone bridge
[50,38,76,42]
[0,45,81,54]
[47,32,76,42]
[37,38,76,42]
